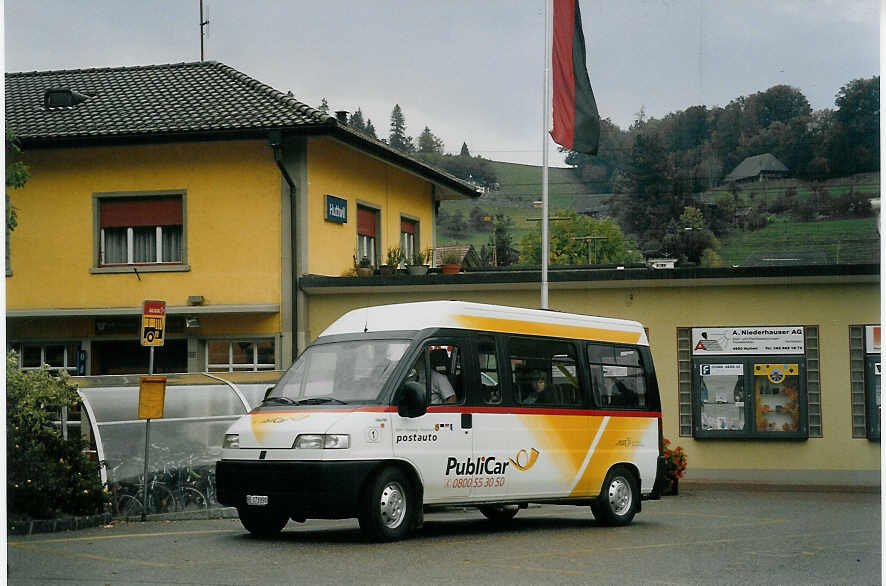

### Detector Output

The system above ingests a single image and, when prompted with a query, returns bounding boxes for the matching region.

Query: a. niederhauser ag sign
[692,326,804,355]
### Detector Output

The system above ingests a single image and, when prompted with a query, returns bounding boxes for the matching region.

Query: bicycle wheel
[117,494,143,518]
[148,484,177,514]
[179,486,208,513]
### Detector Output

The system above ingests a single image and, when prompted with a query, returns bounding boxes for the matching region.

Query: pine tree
[348,108,366,133]
[365,119,377,139]
[318,97,329,114]
[459,142,471,158]
[418,126,444,154]
[389,104,410,153]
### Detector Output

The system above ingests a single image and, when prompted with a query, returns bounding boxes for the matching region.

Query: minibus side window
[508,337,581,407]
[587,344,647,409]
[404,342,465,405]
[476,336,501,405]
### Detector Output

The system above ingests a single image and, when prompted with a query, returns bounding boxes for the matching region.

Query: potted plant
[356,255,373,277]
[407,248,430,276]
[380,247,403,276]
[440,253,462,274]
[662,438,687,495]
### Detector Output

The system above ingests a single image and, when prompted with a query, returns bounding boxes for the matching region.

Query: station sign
[325,194,348,224]
[141,300,166,347]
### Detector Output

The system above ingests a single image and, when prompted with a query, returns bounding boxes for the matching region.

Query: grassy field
[439,162,595,248]
[700,172,880,205]
[719,217,880,265]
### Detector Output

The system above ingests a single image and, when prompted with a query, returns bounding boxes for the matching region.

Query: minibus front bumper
[216,459,381,519]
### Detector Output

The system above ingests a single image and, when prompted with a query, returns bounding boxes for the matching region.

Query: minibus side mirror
[397,381,427,418]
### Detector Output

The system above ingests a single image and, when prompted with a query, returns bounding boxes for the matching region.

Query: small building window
[207,339,276,372]
[97,195,184,266]
[12,342,82,374]
[357,206,379,267]
[400,217,418,262]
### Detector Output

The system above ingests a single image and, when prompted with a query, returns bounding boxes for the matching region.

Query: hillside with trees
[323,76,879,267]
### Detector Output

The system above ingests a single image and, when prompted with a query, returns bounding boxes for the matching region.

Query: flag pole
[541,0,552,310]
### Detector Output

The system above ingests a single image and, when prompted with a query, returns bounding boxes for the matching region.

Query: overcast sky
[4,1,880,166]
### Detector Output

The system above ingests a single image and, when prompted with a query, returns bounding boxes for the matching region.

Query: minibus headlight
[223,434,240,449]
[294,434,324,449]
[323,434,350,449]
[293,434,350,449]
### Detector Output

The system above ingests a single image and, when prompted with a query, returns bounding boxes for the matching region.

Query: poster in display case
[693,357,807,439]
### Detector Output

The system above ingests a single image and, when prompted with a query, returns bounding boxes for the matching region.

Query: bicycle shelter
[73,371,282,512]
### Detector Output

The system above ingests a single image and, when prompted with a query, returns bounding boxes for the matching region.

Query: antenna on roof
[199,0,210,61]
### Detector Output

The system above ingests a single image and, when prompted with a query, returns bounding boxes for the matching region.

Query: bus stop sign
[141,300,166,347]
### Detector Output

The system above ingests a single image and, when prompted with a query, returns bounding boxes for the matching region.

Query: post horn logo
[509,448,540,471]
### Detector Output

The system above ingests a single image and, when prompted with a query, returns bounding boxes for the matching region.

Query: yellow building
[5,62,478,374]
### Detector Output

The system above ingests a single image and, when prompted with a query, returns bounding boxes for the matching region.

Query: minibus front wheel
[358,466,414,542]
[591,465,638,526]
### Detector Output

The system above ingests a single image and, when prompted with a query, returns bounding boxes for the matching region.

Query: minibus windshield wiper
[260,396,297,406]
[296,397,348,405]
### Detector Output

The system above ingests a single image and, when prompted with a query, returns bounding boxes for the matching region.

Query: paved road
[7,486,881,585]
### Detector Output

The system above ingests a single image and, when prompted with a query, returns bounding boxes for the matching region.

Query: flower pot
[356,267,373,277]
[663,478,679,496]
[378,265,396,276]
[407,265,429,276]
[440,263,461,274]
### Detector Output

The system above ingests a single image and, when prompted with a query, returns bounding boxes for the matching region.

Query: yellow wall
[302,279,880,481]
[8,141,283,334]
[306,138,433,276]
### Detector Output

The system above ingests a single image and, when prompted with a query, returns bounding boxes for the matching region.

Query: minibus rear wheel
[237,506,289,537]
[479,504,519,523]
[591,465,638,526]
[358,467,413,542]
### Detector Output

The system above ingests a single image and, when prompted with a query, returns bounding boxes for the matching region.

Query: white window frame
[100,225,182,265]
[13,342,80,374]
[206,339,276,372]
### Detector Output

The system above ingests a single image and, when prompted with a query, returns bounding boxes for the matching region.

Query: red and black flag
[550,0,600,155]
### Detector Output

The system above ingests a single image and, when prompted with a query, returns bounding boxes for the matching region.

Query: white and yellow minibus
[216,301,665,540]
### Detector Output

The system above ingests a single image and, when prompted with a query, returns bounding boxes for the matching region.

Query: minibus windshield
[264,339,411,405]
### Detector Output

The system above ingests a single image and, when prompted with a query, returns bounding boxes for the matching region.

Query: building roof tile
[5,61,330,140]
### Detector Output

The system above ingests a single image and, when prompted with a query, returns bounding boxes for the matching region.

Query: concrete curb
[8,512,114,536]
[9,507,240,535]
[678,480,880,494]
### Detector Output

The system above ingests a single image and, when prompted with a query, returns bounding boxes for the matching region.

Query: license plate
[246,495,269,506]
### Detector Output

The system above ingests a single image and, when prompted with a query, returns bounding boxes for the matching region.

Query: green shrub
[7,351,105,518]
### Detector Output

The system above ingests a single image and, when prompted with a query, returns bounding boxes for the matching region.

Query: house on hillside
[724,153,789,183]
[432,245,481,268]
[5,61,478,375]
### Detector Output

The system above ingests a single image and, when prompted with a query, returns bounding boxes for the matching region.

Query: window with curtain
[99,196,183,265]
[357,206,378,267]
[400,218,417,261]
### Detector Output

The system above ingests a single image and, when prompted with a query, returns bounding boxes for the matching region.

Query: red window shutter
[400,219,416,234]
[101,197,182,228]
[357,207,377,237]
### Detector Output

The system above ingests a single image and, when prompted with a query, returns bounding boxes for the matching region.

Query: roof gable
[5,61,329,141]
[724,153,789,182]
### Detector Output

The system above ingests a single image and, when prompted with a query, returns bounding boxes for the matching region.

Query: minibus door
[392,340,473,502]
